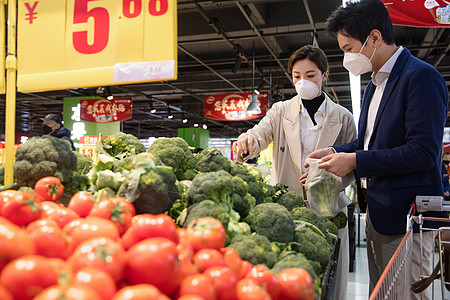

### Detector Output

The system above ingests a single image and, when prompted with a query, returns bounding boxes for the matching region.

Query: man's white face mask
[343,36,376,76]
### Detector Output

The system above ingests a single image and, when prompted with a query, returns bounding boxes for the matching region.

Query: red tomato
[179,257,199,279]
[1,191,42,226]
[110,196,136,216]
[112,284,170,300]
[178,295,207,300]
[34,176,64,202]
[0,217,35,270]
[121,214,178,249]
[0,255,58,300]
[72,267,117,300]
[69,236,126,283]
[47,258,71,280]
[88,198,134,235]
[220,247,242,277]
[239,260,252,279]
[0,285,13,300]
[236,278,271,300]
[179,273,217,300]
[63,217,119,249]
[28,223,72,259]
[125,237,180,296]
[41,201,80,228]
[276,268,314,300]
[34,285,102,300]
[177,228,194,262]
[0,190,21,212]
[68,191,95,217]
[186,217,226,252]
[245,265,281,300]
[26,218,60,232]
[204,266,238,300]
[193,248,225,272]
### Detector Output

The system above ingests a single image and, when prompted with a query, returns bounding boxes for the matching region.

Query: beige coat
[237,93,357,204]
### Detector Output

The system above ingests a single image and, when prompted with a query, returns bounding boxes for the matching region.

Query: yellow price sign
[0,0,5,94]
[17,0,177,93]
[79,144,97,159]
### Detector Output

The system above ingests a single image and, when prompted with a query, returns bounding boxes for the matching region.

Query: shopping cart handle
[415,195,450,212]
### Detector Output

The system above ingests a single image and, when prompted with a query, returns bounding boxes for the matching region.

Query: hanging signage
[204,92,269,121]
[0,0,5,94]
[80,97,132,123]
[383,0,450,27]
[17,0,177,93]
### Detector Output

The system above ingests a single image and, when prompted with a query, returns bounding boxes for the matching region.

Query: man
[305,0,448,298]
[40,113,75,150]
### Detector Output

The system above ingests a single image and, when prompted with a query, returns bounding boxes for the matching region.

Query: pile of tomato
[0,176,314,300]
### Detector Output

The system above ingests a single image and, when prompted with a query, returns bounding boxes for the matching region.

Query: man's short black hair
[325,0,395,45]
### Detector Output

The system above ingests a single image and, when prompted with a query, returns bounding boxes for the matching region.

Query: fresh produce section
[0,134,346,299]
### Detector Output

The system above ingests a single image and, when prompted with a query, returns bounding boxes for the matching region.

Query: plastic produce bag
[304,158,341,217]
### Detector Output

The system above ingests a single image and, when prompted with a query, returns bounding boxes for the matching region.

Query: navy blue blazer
[334,48,449,235]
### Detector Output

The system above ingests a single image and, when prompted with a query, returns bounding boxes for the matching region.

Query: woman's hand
[233,135,255,157]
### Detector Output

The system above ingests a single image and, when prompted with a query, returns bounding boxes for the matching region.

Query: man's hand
[318,153,357,177]
[303,147,335,169]
[233,135,255,157]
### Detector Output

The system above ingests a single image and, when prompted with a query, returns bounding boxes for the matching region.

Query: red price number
[73,0,169,54]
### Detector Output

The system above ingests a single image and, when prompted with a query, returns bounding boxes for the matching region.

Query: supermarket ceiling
[1,0,450,140]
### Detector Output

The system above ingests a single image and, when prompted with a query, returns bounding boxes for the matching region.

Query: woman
[233,45,357,300]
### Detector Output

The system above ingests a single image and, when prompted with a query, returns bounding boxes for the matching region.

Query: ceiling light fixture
[106,87,113,100]
[194,123,199,127]
[167,106,173,119]
[202,124,207,130]
[148,98,157,113]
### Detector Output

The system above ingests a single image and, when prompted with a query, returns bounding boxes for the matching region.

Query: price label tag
[0,0,5,94]
[17,0,177,93]
[79,144,97,159]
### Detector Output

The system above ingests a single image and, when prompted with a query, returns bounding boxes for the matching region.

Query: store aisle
[347,245,450,299]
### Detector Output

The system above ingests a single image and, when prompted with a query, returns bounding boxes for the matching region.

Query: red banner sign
[80,98,133,123]
[383,0,450,27]
[204,92,269,121]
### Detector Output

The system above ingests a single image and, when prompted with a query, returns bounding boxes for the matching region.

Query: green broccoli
[104,132,146,158]
[245,203,295,243]
[325,219,338,236]
[196,148,232,173]
[230,163,265,204]
[277,191,306,211]
[228,234,278,268]
[186,170,233,206]
[290,206,328,234]
[230,176,255,219]
[112,155,136,173]
[330,211,348,230]
[182,199,231,229]
[96,169,126,191]
[148,137,198,181]
[13,136,77,187]
[293,225,332,272]
[74,152,93,175]
[118,153,179,214]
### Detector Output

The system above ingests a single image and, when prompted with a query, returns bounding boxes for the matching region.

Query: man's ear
[369,29,383,47]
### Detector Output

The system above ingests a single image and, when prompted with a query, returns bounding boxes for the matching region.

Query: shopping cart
[369,206,414,300]
[410,195,450,300]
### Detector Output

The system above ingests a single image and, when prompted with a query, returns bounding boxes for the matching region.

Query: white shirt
[300,96,327,174]
[361,46,404,188]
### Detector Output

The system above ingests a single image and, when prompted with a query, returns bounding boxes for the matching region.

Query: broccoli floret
[196,148,232,173]
[230,176,255,219]
[148,137,198,181]
[293,225,332,272]
[112,155,135,173]
[96,169,126,191]
[104,132,146,158]
[277,191,306,211]
[290,206,329,235]
[182,200,231,229]
[246,203,295,243]
[74,152,93,175]
[186,170,233,205]
[325,219,338,236]
[118,153,179,214]
[228,234,278,268]
[230,163,265,204]
[330,211,348,230]
[13,136,77,187]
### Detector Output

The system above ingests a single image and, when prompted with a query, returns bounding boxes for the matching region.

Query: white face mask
[295,77,322,100]
[343,36,376,76]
